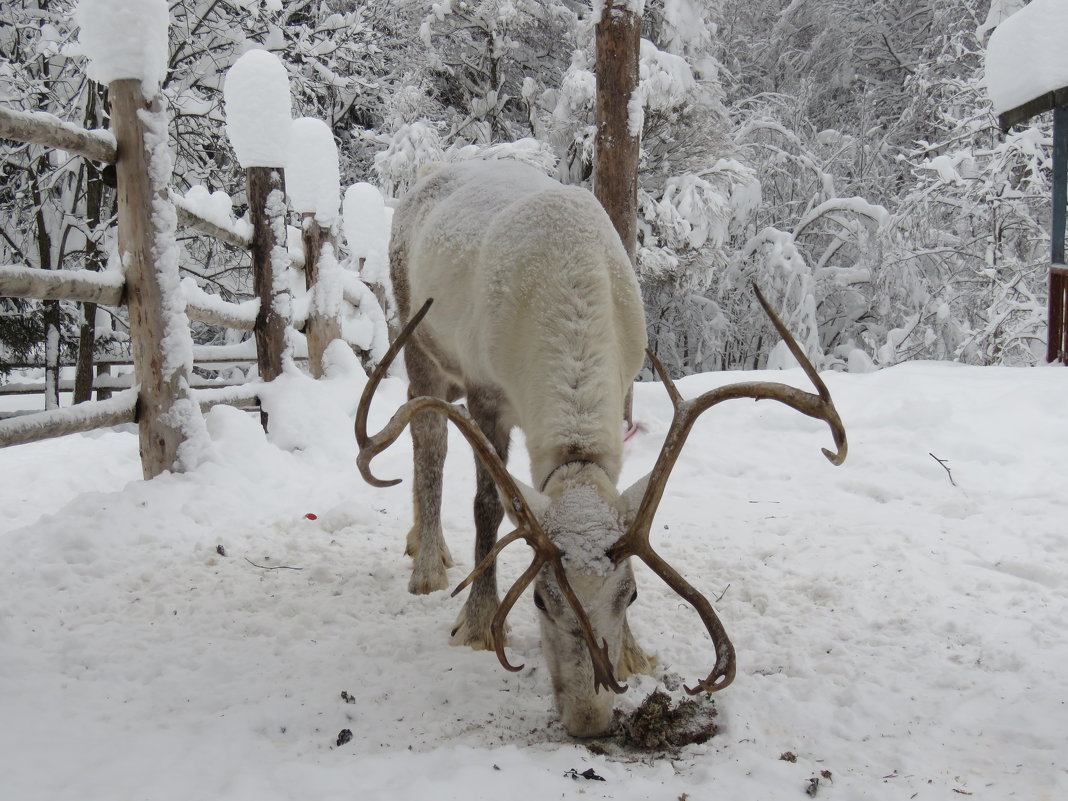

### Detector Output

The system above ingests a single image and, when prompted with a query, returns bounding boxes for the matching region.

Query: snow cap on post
[224,49,293,169]
[286,117,341,225]
[985,0,1068,115]
[75,0,170,98]
[343,182,390,282]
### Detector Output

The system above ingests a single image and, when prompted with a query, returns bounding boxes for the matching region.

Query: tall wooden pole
[594,1,641,263]
[110,79,202,478]
[595,0,642,422]
[1049,106,1068,364]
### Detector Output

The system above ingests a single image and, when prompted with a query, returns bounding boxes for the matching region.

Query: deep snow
[1,354,1066,800]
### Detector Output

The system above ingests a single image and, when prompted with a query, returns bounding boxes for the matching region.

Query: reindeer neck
[526,404,623,493]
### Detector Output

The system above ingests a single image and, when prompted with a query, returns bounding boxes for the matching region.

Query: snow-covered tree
[691,0,1051,371]
[870,8,1049,366]
[1,0,1059,383]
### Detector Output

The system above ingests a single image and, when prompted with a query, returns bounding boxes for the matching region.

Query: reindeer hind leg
[451,387,510,650]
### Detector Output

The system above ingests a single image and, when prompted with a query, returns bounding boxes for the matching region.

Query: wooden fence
[0,86,380,477]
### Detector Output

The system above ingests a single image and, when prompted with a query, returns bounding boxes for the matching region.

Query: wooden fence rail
[0,382,262,449]
[0,105,116,163]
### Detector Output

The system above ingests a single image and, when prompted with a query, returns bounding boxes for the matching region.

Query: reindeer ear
[616,473,651,527]
[498,479,550,525]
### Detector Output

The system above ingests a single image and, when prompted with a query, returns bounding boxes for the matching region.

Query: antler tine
[450,528,527,598]
[465,538,625,692]
[355,298,435,487]
[486,552,550,672]
[608,514,737,694]
[422,413,625,690]
[549,558,628,694]
[751,283,847,466]
[451,508,625,691]
[752,283,829,400]
[645,347,683,406]
[609,284,848,695]
[627,543,735,694]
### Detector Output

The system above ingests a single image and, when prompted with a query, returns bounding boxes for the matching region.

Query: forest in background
[0,0,1052,381]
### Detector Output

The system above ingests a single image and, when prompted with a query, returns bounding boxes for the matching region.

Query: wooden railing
[0,92,383,473]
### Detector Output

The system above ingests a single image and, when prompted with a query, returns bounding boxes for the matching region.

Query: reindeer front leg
[404,347,454,594]
[451,388,510,650]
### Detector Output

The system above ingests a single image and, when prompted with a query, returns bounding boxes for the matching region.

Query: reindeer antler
[355,298,626,694]
[609,284,848,695]
[355,298,435,488]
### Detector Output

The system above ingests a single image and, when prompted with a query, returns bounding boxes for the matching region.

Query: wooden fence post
[110,78,203,478]
[247,165,291,386]
[224,48,294,397]
[301,214,342,378]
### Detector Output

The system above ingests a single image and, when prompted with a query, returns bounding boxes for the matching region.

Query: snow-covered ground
[2,354,1066,800]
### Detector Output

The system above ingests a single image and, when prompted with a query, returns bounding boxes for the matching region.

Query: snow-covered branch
[793,198,890,239]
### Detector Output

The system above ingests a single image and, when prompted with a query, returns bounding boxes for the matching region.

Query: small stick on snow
[244,557,303,571]
[929,453,957,487]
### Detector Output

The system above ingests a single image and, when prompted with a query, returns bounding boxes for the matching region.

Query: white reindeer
[356,160,846,737]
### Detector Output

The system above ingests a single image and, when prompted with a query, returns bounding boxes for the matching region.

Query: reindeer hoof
[408,562,449,595]
[449,605,498,650]
[618,620,657,679]
[450,624,496,651]
[618,642,657,680]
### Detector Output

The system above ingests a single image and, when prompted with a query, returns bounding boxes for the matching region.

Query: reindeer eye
[533,591,547,612]
[628,590,638,606]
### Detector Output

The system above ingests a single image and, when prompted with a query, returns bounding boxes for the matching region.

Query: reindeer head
[356,289,846,738]
[515,465,636,736]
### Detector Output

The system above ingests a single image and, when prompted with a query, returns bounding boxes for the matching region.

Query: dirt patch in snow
[583,688,719,758]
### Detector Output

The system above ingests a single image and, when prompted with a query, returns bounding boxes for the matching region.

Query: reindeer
[356,160,846,737]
